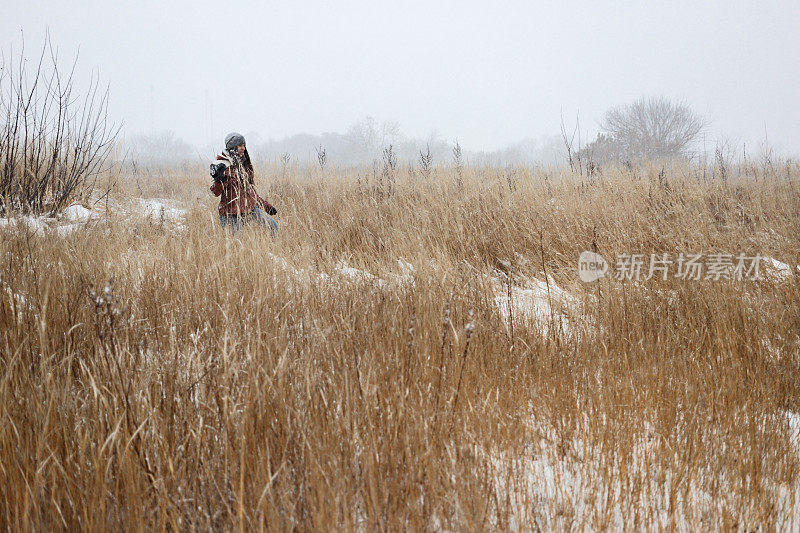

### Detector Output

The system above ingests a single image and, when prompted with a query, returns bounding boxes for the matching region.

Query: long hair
[226,147,254,175]
[241,148,254,175]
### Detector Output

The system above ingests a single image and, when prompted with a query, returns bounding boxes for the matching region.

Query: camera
[210,162,228,183]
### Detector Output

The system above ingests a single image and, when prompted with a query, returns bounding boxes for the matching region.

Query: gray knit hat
[225,132,246,151]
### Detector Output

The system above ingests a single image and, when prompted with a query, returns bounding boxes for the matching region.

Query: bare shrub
[418,144,432,179]
[0,34,119,216]
[453,140,463,187]
[316,144,327,170]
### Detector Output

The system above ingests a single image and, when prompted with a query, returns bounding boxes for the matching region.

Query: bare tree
[345,116,401,162]
[0,33,120,216]
[560,110,578,171]
[600,96,707,160]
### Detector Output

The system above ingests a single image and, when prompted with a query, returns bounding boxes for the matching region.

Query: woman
[210,132,278,235]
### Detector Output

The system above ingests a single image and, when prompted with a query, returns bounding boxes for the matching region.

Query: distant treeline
[121,116,563,167]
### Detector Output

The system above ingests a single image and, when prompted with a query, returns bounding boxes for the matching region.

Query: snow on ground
[267,253,415,287]
[267,250,583,337]
[0,215,50,235]
[3,285,33,322]
[5,286,28,309]
[57,204,99,235]
[267,253,415,290]
[485,416,695,530]
[62,204,96,222]
[0,205,97,237]
[493,274,582,335]
[335,260,380,283]
[785,409,800,459]
[486,411,800,530]
[55,223,83,237]
[138,198,186,222]
[763,257,798,282]
[330,259,418,288]
[0,198,190,237]
[396,259,415,282]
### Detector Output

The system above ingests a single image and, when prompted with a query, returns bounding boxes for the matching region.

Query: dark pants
[219,207,278,236]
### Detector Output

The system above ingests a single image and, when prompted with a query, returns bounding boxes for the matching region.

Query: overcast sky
[4,0,799,153]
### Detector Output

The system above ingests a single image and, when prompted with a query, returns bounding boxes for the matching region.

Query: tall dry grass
[1,159,799,530]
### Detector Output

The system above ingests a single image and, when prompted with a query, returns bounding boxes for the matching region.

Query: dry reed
[1,160,798,530]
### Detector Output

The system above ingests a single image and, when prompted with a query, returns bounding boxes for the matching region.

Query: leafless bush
[316,144,327,170]
[279,152,291,178]
[382,144,396,173]
[418,144,432,179]
[715,145,728,182]
[560,111,579,172]
[0,34,120,215]
[504,166,517,193]
[382,144,396,194]
[452,141,463,187]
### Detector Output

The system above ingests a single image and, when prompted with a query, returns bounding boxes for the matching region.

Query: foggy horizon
[4,0,800,158]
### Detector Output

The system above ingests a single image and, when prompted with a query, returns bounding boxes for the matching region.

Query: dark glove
[210,163,227,183]
[266,205,277,216]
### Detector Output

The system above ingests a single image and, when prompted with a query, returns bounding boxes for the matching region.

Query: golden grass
[1,161,799,530]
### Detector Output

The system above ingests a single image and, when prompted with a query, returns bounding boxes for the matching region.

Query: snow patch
[486,410,800,529]
[395,259,416,285]
[762,257,797,282]
[138,198,186,221]
[265,254,416,290]
[332,259,417,288]
[20,216,48,234]
[493,275,581,334]
[62,204,95,222]
[487,425,715,529]
[0,215,49,235]
[0,213,95,237]
[55,223,82,237]
[335,260,379,282]
[785,409,800,457]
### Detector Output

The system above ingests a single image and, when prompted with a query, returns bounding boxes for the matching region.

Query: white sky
[4,0,800,153]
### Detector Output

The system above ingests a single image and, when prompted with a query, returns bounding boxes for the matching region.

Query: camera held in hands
[210,162,228,183]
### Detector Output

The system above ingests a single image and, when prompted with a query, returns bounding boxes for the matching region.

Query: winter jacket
[210,150,274,216]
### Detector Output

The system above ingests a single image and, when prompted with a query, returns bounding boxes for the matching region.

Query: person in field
[210,132,278,235]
